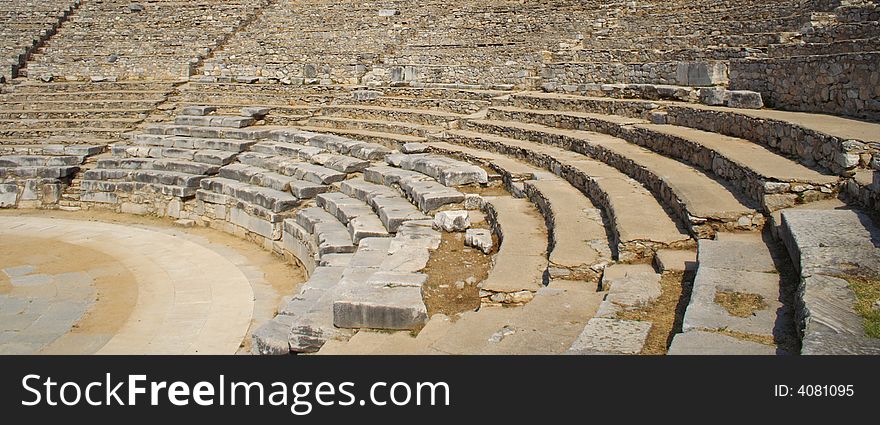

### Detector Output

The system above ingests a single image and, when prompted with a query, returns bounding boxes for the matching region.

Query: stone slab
[668,331,778,355]
[567,318,651,355]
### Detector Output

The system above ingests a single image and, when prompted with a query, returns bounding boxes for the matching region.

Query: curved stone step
[508,91,880,176]
[83,168,206,188]
[779,209,880,355]
[479,196,549,304]
[316,192,391,243]
[297,125,426,148]
[0,154,84,167]
[0,108,151,119]
[350,95,490,114]
[0,127,129,139]
[111,144,238,166]
[423,141,613,280]
[363,165,465,213]
[310,152,369,174]
[270,129,392,160]
[217,163,328,199]
[281,207,356,274]
[174,115,255,128]
[322,105,465,127]
[250,140,324,161]
[487,106,840,211]
[1,90,170,101]
[176,102,319,118]
[0,100,165,110]
[0,117,140,129]
[143,123,274,140]
[305,116,443,137]
[132,133,256,152]
[237,152,347,185]
[386,153,489,186]
[97,157,218,175]
[0,144,104,156]
[431,130,691,259]
[340,178,430,233]
[0,165,78,179]
[81,181,196,199]
[199,177,300,213]
[294,207,356,256]
[455,121,760,236]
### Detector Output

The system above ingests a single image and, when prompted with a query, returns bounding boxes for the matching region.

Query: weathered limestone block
[251,315,296,355]
[567,318,651,355]
[0,183,18,207]
[401,142,428,154]
[800,274,867,337]
[388,154,488,186]
[699,87,728,106]
[465,228,493,254]
[230,207,282,240]
[668,331,778,355]
[683,266,782,337]
[433,210,471,232]
[596,264,661,318]
[653,249,697,273]
[241,107,271,118]
[333,284,427,330]
[725,90,764,109]
[676,61,728,87]
[181,106,217,116]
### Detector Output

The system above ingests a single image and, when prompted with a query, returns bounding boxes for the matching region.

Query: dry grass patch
[841,274,880,338]
[457,182,509,197]
[714,290,767,318]
[712,328,776,346]
[615,271,693,355]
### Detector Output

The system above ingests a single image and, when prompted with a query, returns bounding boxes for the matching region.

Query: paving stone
[596,264,661,318]
[567,318,651,355]
[654,249,697,273]
[2,265,35,278]
[698,238,777,273]
[682,267,782,337]
[668,331,778,355]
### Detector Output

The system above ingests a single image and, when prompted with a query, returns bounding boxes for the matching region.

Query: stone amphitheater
[1,0,879,355]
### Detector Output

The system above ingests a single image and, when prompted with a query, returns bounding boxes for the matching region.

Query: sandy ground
[0,235,139,354]
[0,209,306,354]
[421,232,491,318]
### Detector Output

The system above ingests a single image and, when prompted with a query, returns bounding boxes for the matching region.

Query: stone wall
[729,53,880,121]
[542,61,729,87]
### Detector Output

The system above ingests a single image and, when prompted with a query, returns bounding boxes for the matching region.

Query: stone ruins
[1,0,878,355]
